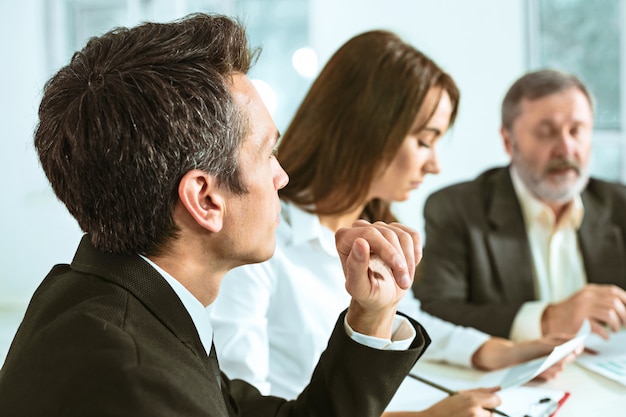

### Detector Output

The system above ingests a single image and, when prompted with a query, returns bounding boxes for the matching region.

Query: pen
[583,346,599,355]
[539,400,559,417]
[408,373,511,417]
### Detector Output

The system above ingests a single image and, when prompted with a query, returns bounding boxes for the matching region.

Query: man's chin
[537,175,586,203]
[254,243,277,265]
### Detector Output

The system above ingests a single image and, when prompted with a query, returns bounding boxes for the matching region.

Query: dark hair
[501,69,593,132]
[34,13,258,255]
[276,30,459,222]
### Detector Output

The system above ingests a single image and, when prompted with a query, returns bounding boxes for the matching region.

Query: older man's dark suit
[0,236,429,416]
[414,167,626,338]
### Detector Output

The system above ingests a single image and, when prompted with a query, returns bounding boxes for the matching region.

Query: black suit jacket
[0,235,429,416]
[414,167,626,338]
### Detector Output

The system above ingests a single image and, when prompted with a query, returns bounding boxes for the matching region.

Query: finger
[542,333,576,344]
[532,353,570,381]
[610,295,626,326]
[573,343,585,356]
[605,308,623,333]
[590,319,610,340]
[388,221,422,266]
[368,254,394,281]
[544,358,567,376]
[359,225,411,289]
[460,386,501,394]
[479,391,502,410]
[590,305,622,333]
[609,285,626,305]
[564,351,579,363]
[343,238,371,296]
[535,368,559,381]
[372,222,418,286]
[591,286,626,318]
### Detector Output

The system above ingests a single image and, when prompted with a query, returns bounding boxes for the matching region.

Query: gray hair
[501,69,593,132]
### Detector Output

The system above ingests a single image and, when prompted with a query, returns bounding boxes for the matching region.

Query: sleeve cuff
[509,301,548,341]
[344,314,416,350]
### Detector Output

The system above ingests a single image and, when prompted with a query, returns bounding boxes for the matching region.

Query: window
[233,0,313,131]
[527,0,625,181]
[46,0,313,132]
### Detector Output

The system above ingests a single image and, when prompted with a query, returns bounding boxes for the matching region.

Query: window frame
[525,0,626,182]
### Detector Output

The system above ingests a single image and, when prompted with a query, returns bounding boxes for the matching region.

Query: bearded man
[414,69,626,341]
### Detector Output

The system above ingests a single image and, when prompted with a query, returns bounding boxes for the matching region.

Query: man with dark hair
[415,69,626,340]
[0,14,429,416]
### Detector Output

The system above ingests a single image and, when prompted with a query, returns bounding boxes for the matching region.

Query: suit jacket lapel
[579,187,626,284]
[71,236,204,352]
[485,169,537,301]
[71,235,231,415]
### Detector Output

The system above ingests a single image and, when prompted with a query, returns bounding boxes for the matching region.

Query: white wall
[1,0,84,311]
[0,0,527,359]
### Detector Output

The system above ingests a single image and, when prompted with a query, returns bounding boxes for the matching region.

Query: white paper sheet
[386,322,590,416]
[387,374,568,417]
[576,327,626,386]
[498,386,567,417]
[498,321,589,389]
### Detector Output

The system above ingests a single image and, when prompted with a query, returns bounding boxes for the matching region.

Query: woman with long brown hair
[211,30,574,416]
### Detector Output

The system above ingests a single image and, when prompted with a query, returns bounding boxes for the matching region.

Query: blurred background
[1,0,624,363]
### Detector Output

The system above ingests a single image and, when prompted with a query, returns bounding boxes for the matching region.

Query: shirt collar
[510,166,584,230]
[283,200,337,256]
[139,254,214,355]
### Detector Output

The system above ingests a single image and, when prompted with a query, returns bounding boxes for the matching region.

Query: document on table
[387,373,569,417]
[477,320,590,390]
[576,328,626,386]
[497,320,589,389]
[497,386,569,417]
[387,321,589,416]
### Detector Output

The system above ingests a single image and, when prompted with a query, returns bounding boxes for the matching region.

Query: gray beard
[512,155,590,204]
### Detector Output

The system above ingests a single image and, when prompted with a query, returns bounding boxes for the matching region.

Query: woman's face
[368,89,453,202]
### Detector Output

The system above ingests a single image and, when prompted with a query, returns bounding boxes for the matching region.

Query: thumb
[344,238,370,294]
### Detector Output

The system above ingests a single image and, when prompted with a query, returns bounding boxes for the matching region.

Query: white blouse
[209,200,490,400]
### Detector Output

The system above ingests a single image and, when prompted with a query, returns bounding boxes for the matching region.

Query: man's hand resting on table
[542,284,626,339]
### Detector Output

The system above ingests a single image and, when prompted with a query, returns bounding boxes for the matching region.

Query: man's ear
[501,127,514,156]
[178,169,226,233]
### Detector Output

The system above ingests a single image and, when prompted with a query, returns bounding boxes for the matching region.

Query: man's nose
[553,131,578,157]
[274,161,289,190]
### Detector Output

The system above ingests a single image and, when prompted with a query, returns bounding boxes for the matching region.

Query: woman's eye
[418,139,431,149]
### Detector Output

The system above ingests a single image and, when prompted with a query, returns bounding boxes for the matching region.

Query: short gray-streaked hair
[501,69,593,132]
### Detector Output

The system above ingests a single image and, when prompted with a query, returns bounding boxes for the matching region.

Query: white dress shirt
[140,254,413,369]
[509,168,587,341]
[210,200,490,400]
[140,255,216,356]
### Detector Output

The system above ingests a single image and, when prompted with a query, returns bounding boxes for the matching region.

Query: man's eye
[535,127,555,139]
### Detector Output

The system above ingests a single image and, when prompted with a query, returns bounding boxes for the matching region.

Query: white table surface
[388,359,626,416]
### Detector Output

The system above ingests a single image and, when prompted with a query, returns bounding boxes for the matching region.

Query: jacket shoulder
[426,166,509,204]
[585,177,626,199]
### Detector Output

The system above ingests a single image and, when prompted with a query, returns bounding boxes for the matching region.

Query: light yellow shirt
[509,167,587,341]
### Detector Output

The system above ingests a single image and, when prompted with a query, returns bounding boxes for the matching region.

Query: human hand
[542,284,626,339]
[335,220,421,338]
[423,388,501,417]
[532,334,583,381]
[472,333,582,373]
